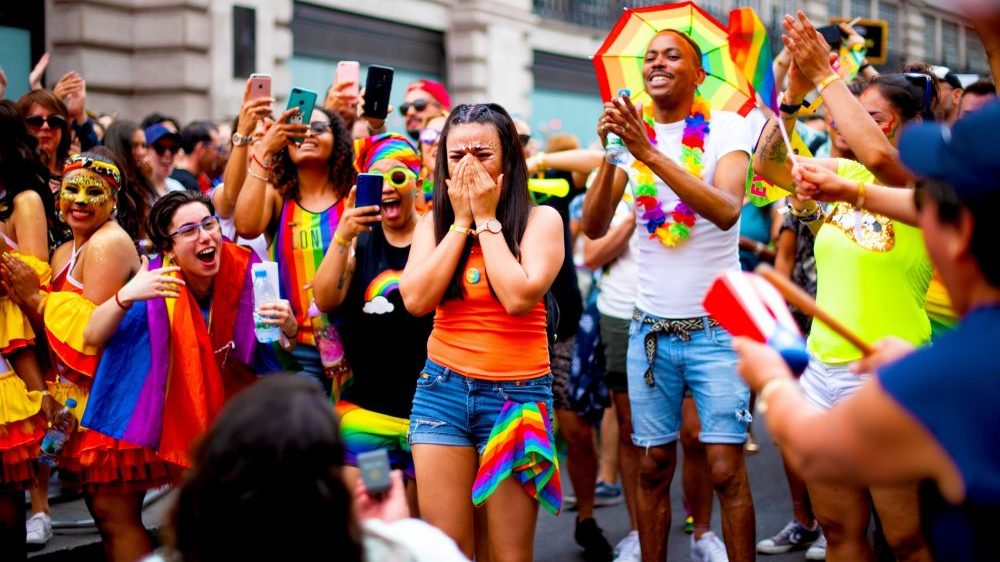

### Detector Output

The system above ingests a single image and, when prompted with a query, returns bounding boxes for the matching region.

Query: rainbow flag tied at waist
[472,400,562,515]
[81,242,259,467]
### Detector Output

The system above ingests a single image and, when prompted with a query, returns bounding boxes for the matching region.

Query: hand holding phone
[358,449,392,498]
[355,173,384,212]
[248,74,272,101]
[363,65,395,120]
[336,62,360,102]
[286,87,318,143]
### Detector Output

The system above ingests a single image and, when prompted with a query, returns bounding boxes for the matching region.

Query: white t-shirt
[596,195,639,320]
[622,110,752,318]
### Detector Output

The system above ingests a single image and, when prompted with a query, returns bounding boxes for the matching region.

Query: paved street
[32,415,808,561]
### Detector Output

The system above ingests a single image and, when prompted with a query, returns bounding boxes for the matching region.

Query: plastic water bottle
[605,88,631,166]
[253,270,281,343]
[39,399,78,467]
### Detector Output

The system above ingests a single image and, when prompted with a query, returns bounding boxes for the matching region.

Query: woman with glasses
[399,104,564,561]
[233,105,355,391]
[2,148,167,562]
[753,12,936,561]
[312,133,432,500]
[416,113,448,214]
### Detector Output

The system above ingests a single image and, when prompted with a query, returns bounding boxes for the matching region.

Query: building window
[878,2,900,51]
[942,20,960,67]
[966,30,988,73]
[233,6,256,78]
[922,14,937,62]
[828,0,844,19]
[850,0,870,18]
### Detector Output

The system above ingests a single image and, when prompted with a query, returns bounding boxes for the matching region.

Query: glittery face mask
[60,173,113,208]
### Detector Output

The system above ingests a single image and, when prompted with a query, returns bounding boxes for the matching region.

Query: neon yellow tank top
[807,159,932,363]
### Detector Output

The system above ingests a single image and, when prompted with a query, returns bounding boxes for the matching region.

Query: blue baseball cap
[899,99,1000,202]
[145,123,180,146]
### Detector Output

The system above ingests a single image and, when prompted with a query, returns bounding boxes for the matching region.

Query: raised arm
[220,79,273,218]
[313,187,381,312]
[526,149,605,176]
[783,11,914,186]
[793,161,919,225]
[234,107,306,239]
[582,206,635,271]
[583,102,630,239]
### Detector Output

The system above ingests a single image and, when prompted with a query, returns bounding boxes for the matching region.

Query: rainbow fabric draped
[472,400,562,515]
[728,7,777,114]
[81,242,259,468]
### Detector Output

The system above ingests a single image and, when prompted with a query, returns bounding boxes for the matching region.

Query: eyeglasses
[399,99,437,116]
[419,128,442,146]
[308,121,332,135]
[368,167,417,189]
[170,215,221,240]
[25,114,67,130]
[519,134,531,147]
[153,143,180,156]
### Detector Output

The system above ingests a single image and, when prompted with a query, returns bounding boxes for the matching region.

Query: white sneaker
[691,531,729,562]
[26,512,53,545]
[613,530,641,562]
[805,532,827,560]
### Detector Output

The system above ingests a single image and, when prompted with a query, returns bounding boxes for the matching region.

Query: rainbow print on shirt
[363,269,401,315]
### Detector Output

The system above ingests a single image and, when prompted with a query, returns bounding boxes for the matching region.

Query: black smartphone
[355,173,384,212]
[817,24,844,49]
[358,449,392,498]
[363,65,395,120]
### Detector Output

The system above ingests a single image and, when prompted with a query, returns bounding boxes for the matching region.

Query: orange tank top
[427,245,549,381]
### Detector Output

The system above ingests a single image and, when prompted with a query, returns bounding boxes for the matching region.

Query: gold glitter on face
[60,172,113,208]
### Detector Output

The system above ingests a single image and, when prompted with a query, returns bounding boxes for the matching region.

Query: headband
[406,80,452,110]
[62,154,122,191]
[354,133,421,176]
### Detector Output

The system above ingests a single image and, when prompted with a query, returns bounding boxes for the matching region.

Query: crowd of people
[0,4,999,562]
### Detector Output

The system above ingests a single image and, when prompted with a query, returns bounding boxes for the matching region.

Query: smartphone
[358,449,392,497]
[817,24,844,49]
[355,173,384,212]
[248,73,271,101]
[285,87,318,143]
[363,65,394,120]
[336,61,360,100]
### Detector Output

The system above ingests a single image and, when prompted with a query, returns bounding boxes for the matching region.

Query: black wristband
[779,102,802,114]
[859,62,871,72]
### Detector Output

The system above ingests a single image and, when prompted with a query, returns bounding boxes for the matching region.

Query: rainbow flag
[82,243,262,467]
[728,7,777,114]
[472,401,561,515]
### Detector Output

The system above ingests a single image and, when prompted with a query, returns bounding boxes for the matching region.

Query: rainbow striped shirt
[270,198,345,346]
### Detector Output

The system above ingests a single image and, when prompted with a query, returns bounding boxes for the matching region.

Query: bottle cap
[254,269,267,277]
[66,398,78,408]
[617,88,631,98]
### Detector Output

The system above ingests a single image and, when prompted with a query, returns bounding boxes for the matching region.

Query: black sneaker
[575,517,614,562]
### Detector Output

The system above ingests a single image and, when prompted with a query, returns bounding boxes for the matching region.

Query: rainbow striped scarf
[472,400,561,515]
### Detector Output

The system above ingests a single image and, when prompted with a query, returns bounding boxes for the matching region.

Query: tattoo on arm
[761,123,788,164]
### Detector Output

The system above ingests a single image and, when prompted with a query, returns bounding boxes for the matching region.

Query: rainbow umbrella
[593,1,756,116]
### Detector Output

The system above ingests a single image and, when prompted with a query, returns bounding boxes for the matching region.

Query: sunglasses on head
[419,128,442,145]
[879,73,934,115]
[152,142,179,156]
[25,114,67,130]
[368,167,417,189]
[399,99,437,116]
[519,134,531,147]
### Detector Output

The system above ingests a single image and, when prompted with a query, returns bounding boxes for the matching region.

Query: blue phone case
[355,173,384,210]
[286,87,318,142]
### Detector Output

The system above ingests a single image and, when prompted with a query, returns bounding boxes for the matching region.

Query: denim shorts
[408,358,554,454]
[626,310,751,447]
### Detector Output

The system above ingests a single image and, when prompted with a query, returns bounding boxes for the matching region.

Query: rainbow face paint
[880,113,899,141]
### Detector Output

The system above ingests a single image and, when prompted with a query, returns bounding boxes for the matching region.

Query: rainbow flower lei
[631,94,711,248]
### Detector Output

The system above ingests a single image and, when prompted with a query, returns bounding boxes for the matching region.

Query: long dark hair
[173,375,363,562]
[867,71,939,123]
[67,148,143,241]
[432,103,532,301]
[15,89,73,171]
[146,190,215,253]
[103,120,154,236]
[270,108,355,202]
[0,100,54,224]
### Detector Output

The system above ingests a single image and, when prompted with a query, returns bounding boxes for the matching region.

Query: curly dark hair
[146,190,215,253]
[269,108,354,202]
[172,375,363,562]
[0,100,53,224]
[15,89,73,172]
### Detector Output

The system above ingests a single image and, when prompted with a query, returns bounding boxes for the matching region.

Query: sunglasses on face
[368,167,417,189]
[25,114,67,130]
[399,99,437,116]
[153,143,179,156]
[170,215,222,241]
[308,121,332,135]
[518,134,531,147]
[419,128,442,146]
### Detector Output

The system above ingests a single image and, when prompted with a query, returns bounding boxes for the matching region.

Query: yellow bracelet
[333,233,351,247]
[536,151,547,174]
[856,181,867,208]
[818,74,841,93]
[449,224,475,237]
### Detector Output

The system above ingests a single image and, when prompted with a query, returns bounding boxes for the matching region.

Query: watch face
[232,132,249,145]
[487,219,502,233]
